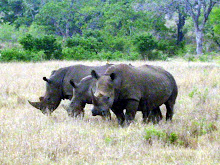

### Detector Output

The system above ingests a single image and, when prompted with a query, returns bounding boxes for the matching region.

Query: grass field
[0,60,219,164]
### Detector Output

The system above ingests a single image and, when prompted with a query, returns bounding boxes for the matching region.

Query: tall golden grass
[0,60,219,164]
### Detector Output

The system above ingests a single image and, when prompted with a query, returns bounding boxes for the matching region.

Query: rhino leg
[112,109,125,126]
[146,107,162,124]
[165,101,174,121]
[124,100,139,125]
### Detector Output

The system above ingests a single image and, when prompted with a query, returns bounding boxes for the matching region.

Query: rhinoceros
[90,64,178,125]
[28,64,112,115]
[66,75,101,118]
[67,71,163,122]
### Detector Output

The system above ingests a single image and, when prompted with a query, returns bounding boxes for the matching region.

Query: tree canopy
[0,0,219,61]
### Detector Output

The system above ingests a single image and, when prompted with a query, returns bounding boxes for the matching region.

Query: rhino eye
[103,96,110,101]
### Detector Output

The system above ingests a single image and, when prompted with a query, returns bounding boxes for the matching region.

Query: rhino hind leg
[147,107,162,124]
[165,101,174,121]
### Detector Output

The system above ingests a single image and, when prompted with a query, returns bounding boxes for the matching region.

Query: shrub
[19,34,35,51]
[62,47,96,60]
[144,126,166,143]
[19,34,62,60]
[0,48,45,62]
[144,126,184,146]
[125,52,140,61]
[133,33,157,60]
[65,36,102,55]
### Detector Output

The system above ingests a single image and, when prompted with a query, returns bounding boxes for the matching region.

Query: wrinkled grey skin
[91,64,178,125]
[28,64,112,115]
[66,76,100,117]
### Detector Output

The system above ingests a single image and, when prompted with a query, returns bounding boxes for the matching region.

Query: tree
[133,33,157,60]
[210,6,220,49]
[0,0,24,25]
[183,0,219,55]
[134,0,187,46]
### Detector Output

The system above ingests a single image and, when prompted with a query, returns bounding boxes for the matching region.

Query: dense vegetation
[0,0,219,62]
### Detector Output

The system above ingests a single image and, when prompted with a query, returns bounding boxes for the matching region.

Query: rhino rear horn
[28,100,44,110]
[91,89,98,105]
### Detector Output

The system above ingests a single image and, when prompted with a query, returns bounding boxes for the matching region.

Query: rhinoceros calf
[28,64,112,115]
[66,75,99,118]
[90,64,178,125]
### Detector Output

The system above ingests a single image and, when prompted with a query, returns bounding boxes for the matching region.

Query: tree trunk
[177,11,185,46]
[195,29,204,55]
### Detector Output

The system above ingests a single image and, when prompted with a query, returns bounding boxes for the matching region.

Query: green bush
[19,34,62,60]
[125,52,140,61]
[0,23,19,42]
[133,33,157,60]
[0,48,45,62]
[19,34,35,51]
[62,47,96,60]
[65,36,102,55]
[144,126,182,145]
[144,126,166,142]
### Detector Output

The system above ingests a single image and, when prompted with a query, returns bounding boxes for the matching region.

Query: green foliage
[1,0,218,61]
[66,36,102,54]
[19,34,62,60]
[62,47,95,60]
[0,23,20,42]
[210,7,220,35]
[190,120,217,137]
[0,48,45,62]
[133,33,158,60]
[19,34,35,51]
[144,126,180,145]
[144,126,166,142]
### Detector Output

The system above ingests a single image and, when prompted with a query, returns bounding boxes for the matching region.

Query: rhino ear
[110,73,116,81]
[91,70,100,79]
[70,79,78,88]
[43,77,52,84]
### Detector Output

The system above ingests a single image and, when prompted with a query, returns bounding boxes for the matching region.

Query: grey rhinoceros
[28,64,112,115]
[66,75,107,118]
[90,64,178,125]
[67,71,163,122]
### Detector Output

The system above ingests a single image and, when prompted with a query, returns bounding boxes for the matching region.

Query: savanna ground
[0,60,219,164]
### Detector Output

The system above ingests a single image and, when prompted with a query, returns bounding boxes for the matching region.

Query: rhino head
[90,70,115,119]
[66,79,85,118]
[28,77,62,115]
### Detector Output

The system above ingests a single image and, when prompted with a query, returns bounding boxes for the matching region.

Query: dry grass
[0,60,219,164]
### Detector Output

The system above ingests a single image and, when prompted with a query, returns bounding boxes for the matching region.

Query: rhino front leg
[125,100,139,125]
[111,108,125,126]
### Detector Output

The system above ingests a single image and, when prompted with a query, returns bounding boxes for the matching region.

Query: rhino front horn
[28,100,44,110]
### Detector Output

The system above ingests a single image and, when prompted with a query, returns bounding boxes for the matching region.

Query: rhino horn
[28,100,44,110]
[91,89,98,105]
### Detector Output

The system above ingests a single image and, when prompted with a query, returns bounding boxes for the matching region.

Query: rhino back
[63,64,112,98]
[106,64,177,109]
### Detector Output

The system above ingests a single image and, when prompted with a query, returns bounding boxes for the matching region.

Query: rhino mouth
[92,109,111,120]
